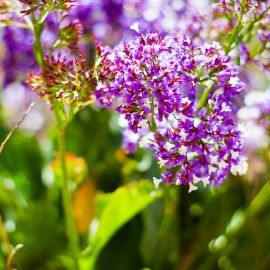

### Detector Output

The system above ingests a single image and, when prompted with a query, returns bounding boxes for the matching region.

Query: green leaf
[79,180,161,270]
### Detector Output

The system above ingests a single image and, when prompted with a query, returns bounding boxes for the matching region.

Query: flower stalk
[31,10,80,269]
[57,126,80,270]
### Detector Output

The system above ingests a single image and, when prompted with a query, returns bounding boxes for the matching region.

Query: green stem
[197,80,214,111]
[211,180,270,254]
[152,186,179,270]
[33,22,45,68]
[197,87,211,111]
[31,11,80,268]
[247,180,270,216]
[57,126,80,270]
[225,18,243,55]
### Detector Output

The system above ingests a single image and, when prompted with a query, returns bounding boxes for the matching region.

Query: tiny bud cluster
[27,55,96,107]
[58,20,83,49]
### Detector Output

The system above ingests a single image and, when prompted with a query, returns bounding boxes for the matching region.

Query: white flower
[139,133,154,148]
[180,131,188,140]
[118,114,128,128]
[210,155,218,164]
[181,97,191,105]
[193,175,210,187]
[157,157,167,168]
[130,22,140,33]
[188,182,198,193]
[194,118,201,127]
[237,107,260,120]
[193,175,201,184]
[229,77,239,87]
[178,113,187,121]
[221,102,231,113]
[153,177,162,189]
[139,119,149,130]
[218,159,228,170]
[124,129,139,143]
[201,177,210,187]
[230,150,239,160]
[231,156,248,175]
[209,165,217,174]
[165,141,175,151]
[179,145,187,155]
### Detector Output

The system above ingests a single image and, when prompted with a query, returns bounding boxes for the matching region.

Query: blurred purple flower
[2,27,37,86]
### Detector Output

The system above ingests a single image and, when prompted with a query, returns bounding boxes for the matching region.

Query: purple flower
[2,27,37,86]
[95,31,247,191]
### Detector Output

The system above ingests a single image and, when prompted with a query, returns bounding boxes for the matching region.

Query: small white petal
[187,151,197,160]
[210,155,218,164]
[139,133,154,148]
[193,175,201,184]
[229,77,239,87]
[231,156,248,175]
[188,182,198,193]
[118,115,128,128]
[180,131,188,140]
[179,145,187,155]
[178,113,187,121]
[208,99,214,107]
[139,119,149,130]
[221,102,231,113]
[218,159,228,169]
[230,150,239,159]
[209,165,217,174]
[157,157,167,168]
[201,177,210,187]
[193,175,210,187]
[165,141,175,151]
[194,118,201,127]
[153,177,162,189]
[181,97,190,104]
[130,22,140,33]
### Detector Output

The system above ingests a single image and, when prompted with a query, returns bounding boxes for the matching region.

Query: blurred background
[0,0,270,270]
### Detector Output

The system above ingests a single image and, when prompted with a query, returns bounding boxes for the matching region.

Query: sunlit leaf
[79,180,161,270]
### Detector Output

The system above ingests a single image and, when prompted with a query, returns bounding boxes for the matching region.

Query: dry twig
[0,102,35,155]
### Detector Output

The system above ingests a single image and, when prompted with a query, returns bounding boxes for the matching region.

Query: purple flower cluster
[2,27,37,86]
[95,31,247,191]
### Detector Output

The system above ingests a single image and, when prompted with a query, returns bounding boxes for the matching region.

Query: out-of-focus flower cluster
[238,86,270,150]
[2,27,37,86]
[1,0,209,86]
[95,31,247,191]
[18,0,77,14]
[1,0,82,85]
[212,0,270,69]
[75,0,208,44]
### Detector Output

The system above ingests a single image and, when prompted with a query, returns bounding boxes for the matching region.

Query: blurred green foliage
[1,106,270,270]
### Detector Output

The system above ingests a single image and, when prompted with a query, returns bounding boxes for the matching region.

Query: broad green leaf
[79,180,161,270]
